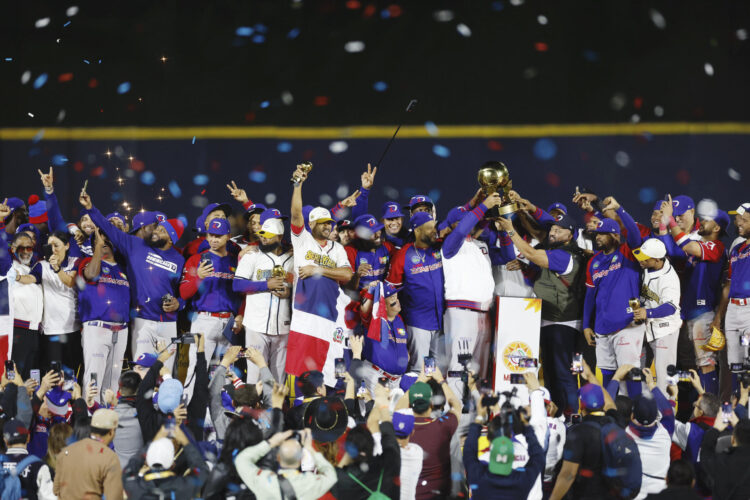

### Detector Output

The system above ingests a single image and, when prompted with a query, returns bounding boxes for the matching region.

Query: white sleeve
[36,464,57,500]
[235,253,255,280]
[529,390,548,445]
[332,242,351,269]
[660,271,681,307]
[672,421,689,450]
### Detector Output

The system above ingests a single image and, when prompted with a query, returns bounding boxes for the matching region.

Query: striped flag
[367,281,387,342]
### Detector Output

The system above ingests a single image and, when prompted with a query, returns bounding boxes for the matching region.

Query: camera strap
[278,473,297,500]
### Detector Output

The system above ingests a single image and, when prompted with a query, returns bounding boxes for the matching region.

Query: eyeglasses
[16,246,33,252]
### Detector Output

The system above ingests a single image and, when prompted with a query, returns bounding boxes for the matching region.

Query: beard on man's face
[260,241,280,253]
[147,237,168,248]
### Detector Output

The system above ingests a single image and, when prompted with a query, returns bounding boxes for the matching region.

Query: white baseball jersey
[35,258,80,334]
[544,416,566,483]
[290,228,350,273]
[641,259,682,341]
[235,250,294,335]
[442,236,494,308]
[11,261,43,330]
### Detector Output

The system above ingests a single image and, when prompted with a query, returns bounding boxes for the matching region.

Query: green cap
[408,382,433,407]
[489,436,514,476]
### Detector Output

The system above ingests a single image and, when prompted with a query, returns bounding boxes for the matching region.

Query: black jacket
[699,427,750,500]
[123,442,208,499]
[329,421,401,500]
[202,461,256,500]
[645,485,703,500]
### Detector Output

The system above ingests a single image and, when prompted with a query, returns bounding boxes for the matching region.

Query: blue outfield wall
[0,131,748,240]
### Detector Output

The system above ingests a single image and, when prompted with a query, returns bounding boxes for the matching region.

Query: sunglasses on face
[16,246,33,252]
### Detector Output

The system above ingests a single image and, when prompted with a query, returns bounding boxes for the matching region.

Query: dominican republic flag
[367,281,387,342]
[286,276,358,379]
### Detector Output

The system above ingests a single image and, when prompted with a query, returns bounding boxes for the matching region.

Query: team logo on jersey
[432,252,440,259]
[397,328,406,336]
[332,327,345,344]
[103,267,109,273]
[379,256,388,264]
[612,255,618,262]
[593,262,600,269]
[502,341,534,373]
[410,255,421,264]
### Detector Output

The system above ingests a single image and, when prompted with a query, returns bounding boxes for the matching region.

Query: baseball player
[632,238,682,394]
[78,228,131,401]
[233,216,294,383]
[714,202,750,391]
[232,203,266,249]
[345,214,395,291]
[189,202,242,259]
[655,195,700,262]
[386,212,444,371]
[180,218,243,398]
[286,164,353,378]
[582,198,645,397]
[79,191,185,372]
[442,194,502,396]
[661,197,728,394]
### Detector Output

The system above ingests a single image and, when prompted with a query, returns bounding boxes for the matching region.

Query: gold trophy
[271,265,286,279]
[290,161,313,184]
[477,161,518,218]
[629,298,645,325]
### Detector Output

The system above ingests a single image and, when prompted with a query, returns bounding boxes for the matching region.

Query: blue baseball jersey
[179,251,242,313]
[85,207,185,322]
[728,240,750,299]
[387,242,444,330]
[681,239,726,319]
[345,242,394,290]
[364,314,409,376]
[196,237,242,258]
[585,243,641,334]
[479,227,516,266]
[77,258,131,323]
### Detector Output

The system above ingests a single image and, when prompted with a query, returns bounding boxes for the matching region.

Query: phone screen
[4,360,14,380]
[334,358,346,379]
[356,381,367,398]
[90,373,98,386]
[722,402,732,423]
[424,357,436,375]
[571,353,583,373]
[510,373,525,384]
[30,369,41,384]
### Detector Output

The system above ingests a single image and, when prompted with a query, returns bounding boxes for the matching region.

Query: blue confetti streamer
[235,26,253,37]
[638,187,657,204]
[372,81,388,92]
[432,144,450,158]
[4,58,12,62]
[168,181,182,198]
[424,121,439,136]
[260,101,270,109]
[32,129,44,143]
[33,73,48,89]
[192,136,196,144]
[491,1,504,11]
[277,142,292,153]
[287,28,300,39]
[117,82,131,94]
[63,21,71,27]
[193,174,209,186]
[254,23,268,33]
[83,59,90,64]
[252,34,265,44]
[249,170,267,183]
[51,154,68,166]
[533,138,558,160]
[140,171,156,185]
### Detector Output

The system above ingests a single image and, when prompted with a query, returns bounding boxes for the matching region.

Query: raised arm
[608,200,642,249]
[290,164,307,230]
[79,191,134,256]
[496,211,550,268]
[443,195,498,259]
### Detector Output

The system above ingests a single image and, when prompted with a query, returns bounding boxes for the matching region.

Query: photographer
[699,412,750,499]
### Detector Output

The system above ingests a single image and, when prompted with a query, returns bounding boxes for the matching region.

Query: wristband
[667,216,678,229]
[475,416,486,424]
[659,223,667,232]
[507,230,516,237]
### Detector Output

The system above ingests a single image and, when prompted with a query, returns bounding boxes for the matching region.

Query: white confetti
[630,114,641,123]
[27,112,34,118]
[697,199,719,220]
[615,151,630,167]
[344,41,365,53]
[35,17,51,28]
[737,29,748,41]
[329,140,348,154]
[537,15,548,25]
[56,109,66,123]
[456,23,472,37]
[66,6,79,16]
[510,0,524,5]
[654,105,664,117]
[649,9,666,29]
[523,67,538,79]
[728,168,742,181]
[319,194,333,206]
[21,70,31,84]
[433,10,454,22]
[336,184,350,199]
[704,63,714,76]
[281,91,294,105]
[264,192,277,204]
[610,92,626,111]
[191,195,208,208]
[383,186,399,200]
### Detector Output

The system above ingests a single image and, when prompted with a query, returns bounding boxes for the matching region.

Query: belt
[445,300,490,312]
[369,363,400,381]
[87,321,127,332]
[730,298,750,306]
[199,311,233,318]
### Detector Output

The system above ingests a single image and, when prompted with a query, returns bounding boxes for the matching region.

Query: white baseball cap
[258,218,284,238]
[729,203,750,216]
[308,207,333,224]
[146,438,175,469]
[633,238,667,261]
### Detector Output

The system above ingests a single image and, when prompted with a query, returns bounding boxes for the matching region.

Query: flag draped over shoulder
[367,281,387,342]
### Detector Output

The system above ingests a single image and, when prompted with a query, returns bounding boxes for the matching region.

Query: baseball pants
[443,307,491,398]
[11,327,39,379]
[360,360,401,394]
[406,326,443,372]
[596,323,645,395]
[687,311,717,368]
[81,321,128,402]
[131,318,178,372]
[646,329,679,394]
[725,303,750,365]
[245,329,288,384]
[184,313,231,401]
[539,324,579,416]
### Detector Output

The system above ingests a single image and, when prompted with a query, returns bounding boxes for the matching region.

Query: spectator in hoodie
[113,370,143,468]
[645,459,702,500]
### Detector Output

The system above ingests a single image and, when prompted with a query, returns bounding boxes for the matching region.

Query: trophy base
[497,202,518,216]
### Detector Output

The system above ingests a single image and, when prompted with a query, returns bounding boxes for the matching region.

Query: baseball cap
[45,387,72,416]
[146,438,175,469]
[489,436,514,476]
[591,218,620,235]
[3,418,29,442]
[696,199,730,230]
[337,219,353,231]
[392,409,415,438]
[156,378,184,413]
[27,195,47,224]
[381,202,405,219]
[410,212,434,232]
[296,370,325,397]
[408,195,433,210]
[308,207,333,224]
[408,381,432,408]
[5,197,24,214]
[244,203,267,218]
[206,218,230,236]
[129,211,158,234]
[578,383,605,410]
[652,200,665,212]
[201,202,232,220]
[159,219,185,245]
[671,195,695,217]
[91,408,119,430]
[258,218,284,238]
[259,207,288,226]
[633,238,667,261]
[106,211,126,226]
[551,213,576,233]
[728,203,750,216]
[547,202,568,215]
[134,353,157,367]
[632,394,658,425]
[438,206,467,231]
[16,223,40,241]
[194,214,206,234]
[353,214,384,235]
[383,283,402,298]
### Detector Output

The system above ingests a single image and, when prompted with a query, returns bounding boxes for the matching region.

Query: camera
[481,393,500,408]
[41,244,53,261]
[629,367,643,382]
[423,356,436,375]
[173,333,196,344]
[571,414,582,425]
[666,364,692,383]
[509,373,525,384]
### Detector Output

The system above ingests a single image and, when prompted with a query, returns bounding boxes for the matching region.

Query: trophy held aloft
[477,161,518,219]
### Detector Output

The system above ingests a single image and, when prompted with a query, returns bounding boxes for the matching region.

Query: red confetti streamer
[363,4,376,17]
[73,161,84,173]
[302,150,315,161]
[88,78,98,88]
[387,4,402,17]
[487,140,503,151]
[545,172,560,187]
[633,97,643,109]
[91,166,104,177]
[210,160,221,171]
[676,169,690,185]
[130,160,145,172]
[245,111,256,122]
[200,189,206,195]
[313,96,329,106]
[534,42,548,52]
[346,0,361,9]
[58,73,74,83]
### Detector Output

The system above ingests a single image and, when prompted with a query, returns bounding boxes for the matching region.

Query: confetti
[35,18,51,28]
[51,154,68,166]
[33,73,48,89]
[63,21,71,27]
[424,121,439,136]
[193,174,209,186]
[4,57,12,62]
[428,189,442,202]
[631,114,640,123]
[58,72,73,82]
[344,41,365,53]
[510,0,524,6]
[432,144,450,158]
[491,1,504,11]
[192,136,196,144]
[704,63,714,76]
[319,194,334,206]
[249,170,267,183]
[236,26,253,37]
[537,15,548,25]
[66,6,79,16]
[277,142,292,153]
[534,42,548,52]
[140,171,156,185]
[456,23,472,37]
[287,28,300,39]
[168,181,182,198]
[545,173,560,187]
[433,10,454,22]
[336,184,350,199]
[654,105,664,117]
[610,92,626,110]
[117,82,131,94]
[615,151,630,167]
[346,0,361,9]
[313,96,329,106]
[32,130,44,143]
[329,141,348,154]
[383,186,399,199]
[533,138,557,160]
[523,67,538,79]
[638,187,657,204]
[56,109,66,122]
[27,112,34,118]
[264,193,277,204]
[737,29,748,41]
[281,91,294,105]
[252,34,265,44]
[372,81,388,92]
[21,71,30,84]
[728,168,742,181]
[83,59,90,64]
